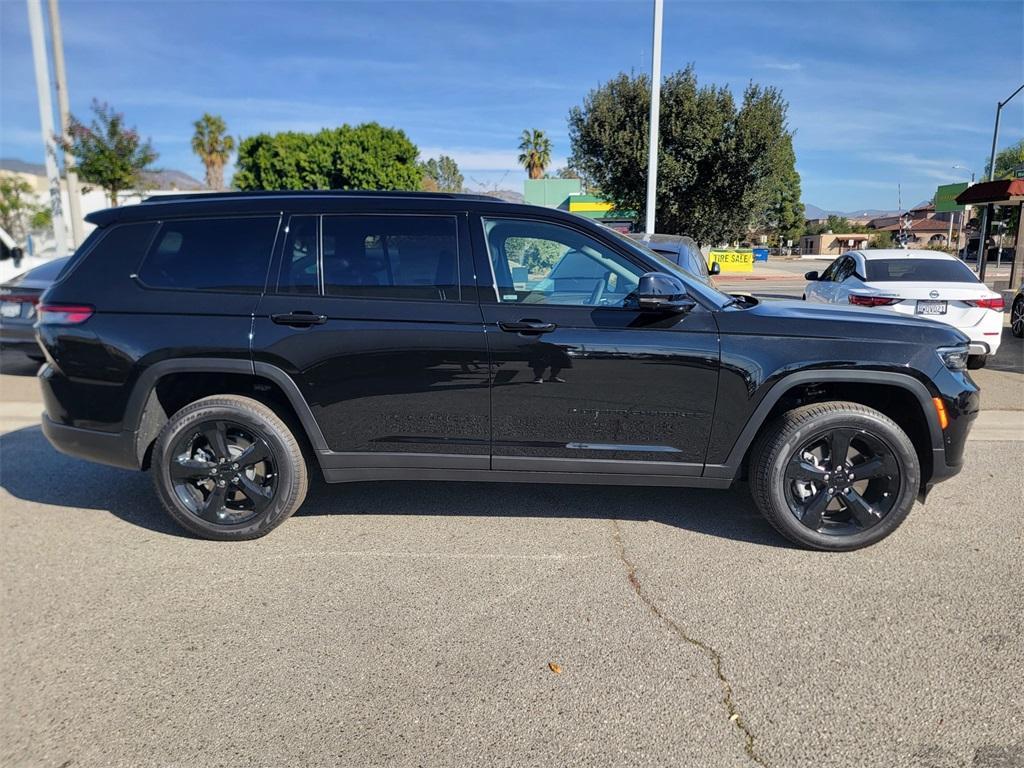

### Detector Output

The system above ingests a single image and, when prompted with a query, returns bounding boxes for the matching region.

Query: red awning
[955,179,1024,206]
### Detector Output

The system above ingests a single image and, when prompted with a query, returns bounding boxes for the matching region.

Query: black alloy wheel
[152,395,308,540]
[1012,296,1024,338]
[749,401,920,551]
[169,419,277,526]
[784,427,900,536]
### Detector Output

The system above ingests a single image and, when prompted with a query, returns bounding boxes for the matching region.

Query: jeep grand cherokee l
[35,191,978,550]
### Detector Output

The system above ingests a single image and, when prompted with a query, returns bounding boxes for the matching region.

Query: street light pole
[643,0,664,235]
[978,82,1024,282]
[25,0,68,258]
[48,0,84,249]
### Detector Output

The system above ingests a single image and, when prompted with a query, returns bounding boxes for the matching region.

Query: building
[523,179,634,231]
[801,232,872,255]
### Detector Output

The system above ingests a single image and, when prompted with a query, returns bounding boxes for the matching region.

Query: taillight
[36,304,94,324]
[965,297,1005,311]
[1,294,40,305]
[849,295,899,307]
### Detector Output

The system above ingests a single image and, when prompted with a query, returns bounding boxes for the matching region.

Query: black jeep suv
[36,191,978,550]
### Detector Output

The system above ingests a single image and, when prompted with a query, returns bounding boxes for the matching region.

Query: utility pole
[978,82,1023,282]
[48,0,84,248]
[643,0,664,235]
[26,0,67,257]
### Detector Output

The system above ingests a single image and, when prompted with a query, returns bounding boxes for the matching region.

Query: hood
[735,298,969,346]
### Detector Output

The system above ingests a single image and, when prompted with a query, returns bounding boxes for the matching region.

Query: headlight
[937,345,969,371]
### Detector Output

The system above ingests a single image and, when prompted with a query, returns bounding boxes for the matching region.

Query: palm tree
[191,113,235,190]
[518,129,552,180]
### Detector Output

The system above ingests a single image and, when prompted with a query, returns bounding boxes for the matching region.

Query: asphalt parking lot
[1,298,1022,767]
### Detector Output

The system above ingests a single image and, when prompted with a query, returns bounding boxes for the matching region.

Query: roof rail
[140,189,506,204]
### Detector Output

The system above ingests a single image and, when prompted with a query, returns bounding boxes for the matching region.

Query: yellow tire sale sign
[708,249,754,273]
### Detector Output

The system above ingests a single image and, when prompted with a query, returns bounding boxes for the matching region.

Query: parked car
[625,232,720,285]
[803,249,1003,369]
[1012,282,1024,338]
[0,225,24,268]
[0,256,70,361]
[37,191,978,550]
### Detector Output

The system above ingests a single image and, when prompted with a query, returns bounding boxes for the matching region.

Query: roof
[855,249,958,261]
[83,189,580,230]
[141,189,503,204]
[807,232,871,239]
[955,178,1024,206]
[876,218,950,232]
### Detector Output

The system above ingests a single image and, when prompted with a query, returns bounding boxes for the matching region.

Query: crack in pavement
[611,519,768,767]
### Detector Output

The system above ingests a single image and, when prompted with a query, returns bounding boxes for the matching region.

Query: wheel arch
[705,370,943,486]
[128,359,327,470]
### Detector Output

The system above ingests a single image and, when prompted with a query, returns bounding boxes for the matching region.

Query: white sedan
[804,249,1004,368]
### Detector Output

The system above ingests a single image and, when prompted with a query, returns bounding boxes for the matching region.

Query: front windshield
[610,230,735,308]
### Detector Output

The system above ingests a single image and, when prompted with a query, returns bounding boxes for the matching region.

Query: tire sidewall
[154,401,301,540]
[763,410,920,551]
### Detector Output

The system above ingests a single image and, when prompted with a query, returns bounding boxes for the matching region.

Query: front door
[473,215,720,476]
[252,211,490,470]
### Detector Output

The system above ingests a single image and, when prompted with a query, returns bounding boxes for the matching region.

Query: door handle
[499,319,556,334]
[271,311,327,327]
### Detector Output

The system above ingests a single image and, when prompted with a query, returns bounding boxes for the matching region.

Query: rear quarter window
[138,216,280,293]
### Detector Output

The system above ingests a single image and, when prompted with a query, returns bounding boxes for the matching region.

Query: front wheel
[152,395,309,540]
[749,401,920,551]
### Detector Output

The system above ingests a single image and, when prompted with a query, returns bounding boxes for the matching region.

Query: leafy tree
[421,155,464,192]
[0,174,48,239]
[191,113,235,190]
[983,138,1024,180]
[568,67,800,245]
[804,215,870,235]
[57,99,158,206]
[518,129,552,179]
[554,166,580,180]
[233,123,421,191]
[868,231,893,249]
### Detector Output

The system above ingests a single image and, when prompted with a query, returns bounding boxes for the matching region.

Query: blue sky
[1,0,1022,211]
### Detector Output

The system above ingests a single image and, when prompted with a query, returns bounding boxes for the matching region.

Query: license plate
[0,302,22,319]
[916,300,947,316]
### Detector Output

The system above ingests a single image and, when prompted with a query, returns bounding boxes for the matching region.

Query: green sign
[934,182,968,213]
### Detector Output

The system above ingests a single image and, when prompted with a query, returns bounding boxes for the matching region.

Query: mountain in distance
[0,157,204,191]
[804,203,904,220]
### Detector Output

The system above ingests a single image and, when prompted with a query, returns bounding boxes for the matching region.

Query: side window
[277,216,319,294]
[482,218,642,306]
[321,215,459,301]
[138,216,279,292]
[834,256,854,282]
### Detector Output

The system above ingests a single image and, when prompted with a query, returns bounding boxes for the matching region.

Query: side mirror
[626,271,696,314]
[708,261,721,276]
[804,270,819,281]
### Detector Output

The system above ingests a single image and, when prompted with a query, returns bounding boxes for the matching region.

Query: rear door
[472,214,720,475]
[251,210,490,471]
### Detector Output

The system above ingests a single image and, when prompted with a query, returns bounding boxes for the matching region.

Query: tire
[967,354,987,370]
[152,395,308,540]
[749,401,920,551]
[1012,296,1024,338]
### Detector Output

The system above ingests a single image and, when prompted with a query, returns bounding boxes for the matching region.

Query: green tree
[568,67,800,245]
[805,215,870,235]
[518,129,552,179]
[421,155,464,192]
[983,138,1024,180]
[868,231,893,249]
[57,99,158,206]
[0,174,48,239]
[233,123,421,191]
[191,113,235,190]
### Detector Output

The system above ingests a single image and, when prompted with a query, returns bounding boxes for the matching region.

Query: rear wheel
[1012,296,1024,338]
[749,401,919,551]
[152,395,308,540]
